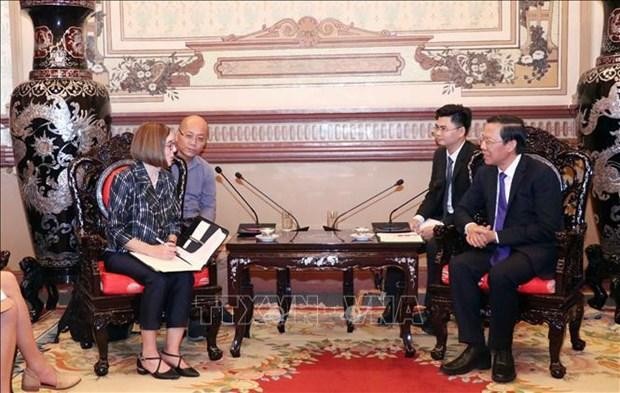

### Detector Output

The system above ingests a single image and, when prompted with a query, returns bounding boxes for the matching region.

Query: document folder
[131,217,229,272]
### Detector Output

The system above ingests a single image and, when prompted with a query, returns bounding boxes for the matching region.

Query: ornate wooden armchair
[59,133,223,376]
[427,127,592,379]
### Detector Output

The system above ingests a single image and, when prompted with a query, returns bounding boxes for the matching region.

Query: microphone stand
[235,172,309,231]
[372,188,429,233]
[323,179,404,231]
[215,166,274,235]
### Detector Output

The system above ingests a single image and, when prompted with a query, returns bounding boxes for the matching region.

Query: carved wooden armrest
[434,222,471,261]
[78,234,107,294]
[553,225,586,295]
[80,234,107,263]
[434,225,455,266]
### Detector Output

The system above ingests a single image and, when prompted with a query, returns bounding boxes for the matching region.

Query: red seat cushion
[98,261,210,295]
[441,264,555,295]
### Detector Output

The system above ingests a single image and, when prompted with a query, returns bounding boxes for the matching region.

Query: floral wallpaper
[413,1,559,94]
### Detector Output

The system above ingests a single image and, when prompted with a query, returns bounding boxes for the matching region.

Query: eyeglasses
[432,125,461,134]
[179,129,207,145]
[478,137,504,146]
[165,141,176,151]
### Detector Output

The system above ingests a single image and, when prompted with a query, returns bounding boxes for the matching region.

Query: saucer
[351,233,373,241]
[256,234,279,242]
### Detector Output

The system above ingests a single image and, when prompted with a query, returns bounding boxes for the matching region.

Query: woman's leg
[1,299,17,392]
[162,272,193,369]
[0,271,56,385]
[140,330,166,372]
[162,328,186,366]
[103,253,172,373]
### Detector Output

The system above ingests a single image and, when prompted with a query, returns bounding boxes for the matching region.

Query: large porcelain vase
[576,0,620,260]
[10,0,110,279]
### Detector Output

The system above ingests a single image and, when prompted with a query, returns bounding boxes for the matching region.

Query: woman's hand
[150,243,176,260]
[124,238,176,260]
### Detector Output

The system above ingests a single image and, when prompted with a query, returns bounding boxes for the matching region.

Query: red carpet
[258,351,482,393]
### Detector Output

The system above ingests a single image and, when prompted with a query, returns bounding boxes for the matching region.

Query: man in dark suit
[439,115,563,383]
[380,104,477,332]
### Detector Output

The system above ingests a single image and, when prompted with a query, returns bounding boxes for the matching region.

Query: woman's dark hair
[435,104,472,135]
[486,115,527,154]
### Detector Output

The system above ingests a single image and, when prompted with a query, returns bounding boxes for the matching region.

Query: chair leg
[92,316,110,376]
[241,267,255,339]
[276,268,292,334]
[430,305,450,361]
[569,295,586,351]
[547,320,566,379]
[343,268,355,333]
[206,302,223,361]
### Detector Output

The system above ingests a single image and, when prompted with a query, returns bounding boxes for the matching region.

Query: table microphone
[215,166,275,236]
[323,179,404,231]
[235,172,309,231]
[372,188,429,233]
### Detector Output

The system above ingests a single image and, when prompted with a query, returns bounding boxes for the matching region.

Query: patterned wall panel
[81,1,568,101]
[0,105,577,166]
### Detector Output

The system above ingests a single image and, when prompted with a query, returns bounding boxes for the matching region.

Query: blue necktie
[442,156,454,219]
[490,172,510,266]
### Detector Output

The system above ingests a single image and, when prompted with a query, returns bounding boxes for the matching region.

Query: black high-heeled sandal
[137,354,180,379]
[161,350,200,377]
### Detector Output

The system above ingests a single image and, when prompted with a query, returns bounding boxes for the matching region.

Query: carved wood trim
[213,53,405,79]
[108,106,576,124]
[1,105,578,166]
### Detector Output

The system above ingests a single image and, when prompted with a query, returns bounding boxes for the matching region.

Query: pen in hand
[155,237,192,265]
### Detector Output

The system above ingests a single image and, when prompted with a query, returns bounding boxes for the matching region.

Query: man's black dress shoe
[440,345,491,376]
[492,349,516,383]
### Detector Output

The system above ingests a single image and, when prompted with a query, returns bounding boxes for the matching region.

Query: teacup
[354,226,370,234]
[259,227,275,237]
